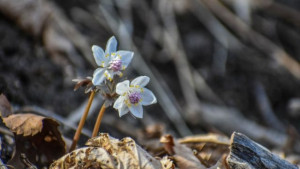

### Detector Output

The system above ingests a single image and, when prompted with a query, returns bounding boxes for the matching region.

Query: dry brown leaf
[3,113,44,136]
[0,94,12,118]
[50,133,173,169]
[161,135,207,169]
[3,113,66,168]
[72,77,93,91]
[178,133,230,168]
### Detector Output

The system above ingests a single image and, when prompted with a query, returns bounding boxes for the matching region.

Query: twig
[192,69,224,105]
[211,42,228,76]
[178,133,230,145]
[266,2,300,29]
[253,81,286,132]
[190,0,241,49]
[223,0,300,29]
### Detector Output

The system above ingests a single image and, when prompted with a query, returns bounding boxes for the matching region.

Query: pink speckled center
[109,59,122,72]
[128,91,141,104]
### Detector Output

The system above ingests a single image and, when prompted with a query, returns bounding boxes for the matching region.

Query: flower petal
[114,97,129,117]
[131,76,150,87]
[129,104,143,118]
[105,36,117,55]
[113,96,125,109]
[141,88,157,105]
[119,104,129,117]
[116,50,134,68]
[92,45,108,67]
[92,68,106,85]
[116,80,130,95]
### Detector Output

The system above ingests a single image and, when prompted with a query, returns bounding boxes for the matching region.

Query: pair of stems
[69,91,106,152]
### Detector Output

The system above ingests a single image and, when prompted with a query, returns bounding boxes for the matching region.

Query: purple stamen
[128,91,141,104]
[109,59,122,72]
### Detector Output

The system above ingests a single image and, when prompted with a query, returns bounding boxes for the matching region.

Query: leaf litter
[51,133,173,169]
[0,100,66,168]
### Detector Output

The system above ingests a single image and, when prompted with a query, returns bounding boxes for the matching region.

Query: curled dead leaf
[72,77,93,92]
[160,134,230,169]
[51,133,173,169]
[160,134,175,155]
[3,113,66,168]
[161,135,206,169]
[3,113,44,136]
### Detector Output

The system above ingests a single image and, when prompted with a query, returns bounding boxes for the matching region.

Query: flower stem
[92,104,106,137]
[69,91,95,152]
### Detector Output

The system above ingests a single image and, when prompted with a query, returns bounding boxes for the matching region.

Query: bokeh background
[1,0,300,153]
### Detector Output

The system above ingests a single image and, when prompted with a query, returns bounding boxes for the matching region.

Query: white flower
[113,76,157,118]
[92,36,134,85]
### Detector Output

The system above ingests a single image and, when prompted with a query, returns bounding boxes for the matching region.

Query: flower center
[128,91,141,104]
[109,59,122,72]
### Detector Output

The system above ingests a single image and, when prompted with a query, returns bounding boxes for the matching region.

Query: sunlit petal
[141,88,157,106]
[119,104,129,117]
[116,51,134,68]
[131,76,150,87]
[113,96,125,109]
[92,45,108,67]
[116,80,130,95]
[129,104,143,118]
[92,68,106,85]
[105,36,117,55]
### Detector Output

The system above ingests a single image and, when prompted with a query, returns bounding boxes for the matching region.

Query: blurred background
[1,0,300,153]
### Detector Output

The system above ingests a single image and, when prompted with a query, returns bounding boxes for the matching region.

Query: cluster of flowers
[82,36,157,118]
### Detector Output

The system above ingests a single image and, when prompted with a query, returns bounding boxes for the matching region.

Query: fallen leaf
[50,133,173,169]
[0,94,12,118]
[3,113,44,136]
[160,135,206,169]
[179,133,230,167]
[3,113,66,168]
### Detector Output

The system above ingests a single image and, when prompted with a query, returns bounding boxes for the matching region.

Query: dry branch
[227,132,298,169]
[253,81,285,132]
